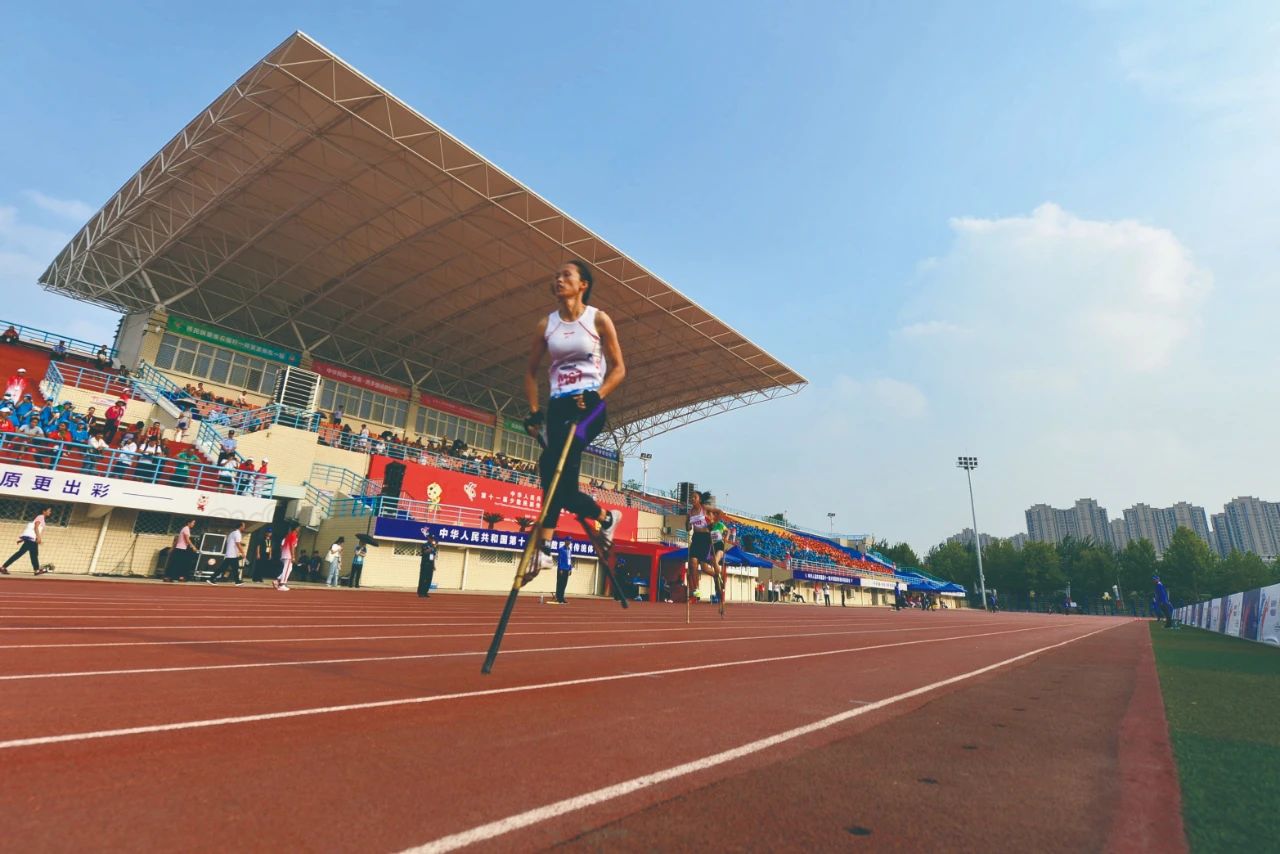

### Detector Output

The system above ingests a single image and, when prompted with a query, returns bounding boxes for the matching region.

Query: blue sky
[2,1,1277,551]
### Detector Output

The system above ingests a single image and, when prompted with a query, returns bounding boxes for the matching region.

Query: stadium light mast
[638,452,653,495]
[956,456,989,610]
[827,512,835,534]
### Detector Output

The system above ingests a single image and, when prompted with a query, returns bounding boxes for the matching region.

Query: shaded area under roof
[40,32,805,450]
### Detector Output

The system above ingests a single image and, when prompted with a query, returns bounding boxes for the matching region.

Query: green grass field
[1150,623,1280,853]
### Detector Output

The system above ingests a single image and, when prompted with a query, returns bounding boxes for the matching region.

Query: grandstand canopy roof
[40,32,805,450]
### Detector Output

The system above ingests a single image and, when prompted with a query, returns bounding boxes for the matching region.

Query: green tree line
[917,528,1280,606]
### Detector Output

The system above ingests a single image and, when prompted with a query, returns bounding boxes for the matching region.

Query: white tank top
[546,306,604,398]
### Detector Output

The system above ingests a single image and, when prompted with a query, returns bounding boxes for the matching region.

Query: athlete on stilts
[686,490,712,615]
[708,506,733,616]
[520,259,626,588]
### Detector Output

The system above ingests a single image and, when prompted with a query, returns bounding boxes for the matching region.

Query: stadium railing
[43,361,135,401]
[0,319,115,361]
[0,433,276,498]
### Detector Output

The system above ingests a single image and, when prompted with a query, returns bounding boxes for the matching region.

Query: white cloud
[21,190,94,222]
[830,375,928,420]
[905,203,1210,376]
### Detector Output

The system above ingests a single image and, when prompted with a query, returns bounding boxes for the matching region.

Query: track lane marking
[0,619,1006,651]
[403,623,1122,853]
[0,622,1011,680]
[0,625,1067,750]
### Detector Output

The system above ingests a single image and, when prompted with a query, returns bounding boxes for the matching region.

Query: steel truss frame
[41,32,806,447]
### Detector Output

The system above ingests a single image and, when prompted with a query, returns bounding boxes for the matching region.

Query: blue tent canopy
[664,545,773,568]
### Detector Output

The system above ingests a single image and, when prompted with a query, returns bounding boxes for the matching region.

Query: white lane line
[0,620,995,650]
[0,625,1055,750]
[403,623,1120,853]
[0,623,1008,680]
[0,616,946,632]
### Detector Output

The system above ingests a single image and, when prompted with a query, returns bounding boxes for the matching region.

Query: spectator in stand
[174,408,192,443]
[255,458,269,497]
[217,429,238,465]
[331,404,343,426]
[82,427,108,473]
[83,406,98,430]
[164,518,196,582]
[137,435,165,483]
[217,458,238,493]
[103,400,125,445]
[356,424,370,451]
[5,367,28,405]
[94,346,111,370]
[236,457,256,495]
[15,394,34,423]
[51,340,68,361]
[208,521,247,586]
[110,432,137,479]
[0,405,15,436]
[172,447,200,488]
[1,325,17,345]
[17,412,45,463]
[1,505,54,575]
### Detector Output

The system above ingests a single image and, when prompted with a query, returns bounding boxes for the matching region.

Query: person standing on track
[275,522,299,591]
[417,532,437,598]
[164,518,196,582]
[208,521,246,586]
[325,537,344,587]
[2,505,54,575]
[550,540,573,605]
[249,525,273,583]
[520,259,626,582]
[686,491,712,604]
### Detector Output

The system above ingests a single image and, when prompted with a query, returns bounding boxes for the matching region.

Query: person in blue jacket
[1153,575,1174,628]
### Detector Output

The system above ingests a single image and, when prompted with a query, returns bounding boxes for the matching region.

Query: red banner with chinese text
[367,455,638,540]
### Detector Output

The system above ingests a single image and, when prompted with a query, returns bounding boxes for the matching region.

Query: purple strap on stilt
[573,400,607,441]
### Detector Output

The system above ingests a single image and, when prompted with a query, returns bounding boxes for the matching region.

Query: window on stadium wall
[133,511,193,537]
[500,428,538,463]
[0,499,71,526]
[154,333,280,396]
[319,381,408,430]
[582,452,619,484]
[416,408,495,451]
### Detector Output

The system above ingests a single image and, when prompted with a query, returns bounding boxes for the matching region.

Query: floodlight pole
[639,452,652,495]
[957,456,989,610]
[827,512,835,534]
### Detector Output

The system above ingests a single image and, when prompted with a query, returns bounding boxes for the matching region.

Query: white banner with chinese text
[0,464,275,522]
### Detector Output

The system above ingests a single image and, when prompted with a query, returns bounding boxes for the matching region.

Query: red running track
[0,577,1176,852]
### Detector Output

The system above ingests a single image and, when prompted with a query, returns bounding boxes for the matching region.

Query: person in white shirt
[2,505,53,575]
[325,537,345,587]
[174,409,192,443]
[164,518,196,582]
[82,428,109,474]
[207,521,246,586]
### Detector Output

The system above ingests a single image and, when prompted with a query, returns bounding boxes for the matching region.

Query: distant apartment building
[1021,498,1213,557]
[1116,502,1211,558]
[1109,518,1129,551]
[1215,497,1280,562]
[943,529,1027,551]
[1025,499,1111,547]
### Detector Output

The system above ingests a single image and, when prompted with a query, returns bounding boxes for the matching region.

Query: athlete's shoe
[205,579,216,585]
[272,579,280,589]
[278,584,290,591]
[599,510,621,546]
[234,581,245,587]
[0,567,9,575]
